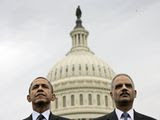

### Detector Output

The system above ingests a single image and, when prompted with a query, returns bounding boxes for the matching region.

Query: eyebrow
[115,83,133,88]
[32,83,49,87]
[31,83,50,89]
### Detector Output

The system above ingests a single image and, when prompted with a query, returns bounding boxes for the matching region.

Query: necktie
[37,114,45,120]
[121,112,129,120]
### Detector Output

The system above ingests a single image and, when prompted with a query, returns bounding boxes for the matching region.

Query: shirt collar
[115,108,134,120]
[32,109,50,120]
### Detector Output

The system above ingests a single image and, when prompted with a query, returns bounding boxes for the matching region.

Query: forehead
[113,75,133,85]
[31,78,50,86]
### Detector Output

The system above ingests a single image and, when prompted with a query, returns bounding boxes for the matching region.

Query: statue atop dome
[76,6,81,19]
[75,6,83,28]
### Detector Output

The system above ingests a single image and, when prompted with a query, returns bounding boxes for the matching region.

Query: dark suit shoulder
[93,111,118,120]
[135,111,157,120]
[23,114,32,120]
[50,113,70,120]
[93,114,110,120]
[53,115,70,120]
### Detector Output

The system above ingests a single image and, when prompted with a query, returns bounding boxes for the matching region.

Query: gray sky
[0,0,160,119]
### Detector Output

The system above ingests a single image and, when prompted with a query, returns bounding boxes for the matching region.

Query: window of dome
[98,65,101,72]
[80,94,83,105]
[71,95,75,106]
[97,94,100,105]
[65,66,68,77]
[54,69,57,79]
[88,94,92,105]
[79,64,81,71]
[72,65,75,76]
[63,96,66,107]
[72,65,75,71]
[79,64,81,75]
[105,95,108,107]
[92,64,95,71]
[85,64,88,71]
[60,67,62,78]
[104,67,107,77]
[82,34,84,44]
[98,65,101,76]
[55,98,58,109]
[75,35,77,45]
[78,34,80,44]
[66,66,68,72]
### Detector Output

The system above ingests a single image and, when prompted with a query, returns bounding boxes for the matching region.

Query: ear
[110,91,113,98]
[51,93,56,101]
[27,95,32,102]
[134,90,137,98]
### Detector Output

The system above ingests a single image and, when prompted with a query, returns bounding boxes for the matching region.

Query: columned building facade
[47,6,115,120]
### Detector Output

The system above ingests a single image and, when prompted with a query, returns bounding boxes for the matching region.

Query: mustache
[35,92,46,97]
[120,92,130,96]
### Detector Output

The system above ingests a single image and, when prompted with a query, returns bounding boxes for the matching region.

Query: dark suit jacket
[23,112,70,120]
[93,110,156,120]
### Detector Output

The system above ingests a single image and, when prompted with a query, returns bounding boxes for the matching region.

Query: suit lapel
[107,110,118,120]
[49,112,54,120]
[29,114,32,120]
[134,110,144,120]
[111,110,119,120]
[49,112,60,120]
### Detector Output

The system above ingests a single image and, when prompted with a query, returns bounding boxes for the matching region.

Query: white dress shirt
[32,109,50,120]
[115,108,134,120]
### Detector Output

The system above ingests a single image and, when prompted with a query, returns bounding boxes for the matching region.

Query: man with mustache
[23,77,69,120]
[94,73,156,120]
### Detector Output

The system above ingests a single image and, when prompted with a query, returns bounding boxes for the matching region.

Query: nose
[122,84,127,90]
[37,85,43,91]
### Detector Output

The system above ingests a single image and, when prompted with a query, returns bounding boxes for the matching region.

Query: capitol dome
[47,6,115,120]
[48,49,114,81]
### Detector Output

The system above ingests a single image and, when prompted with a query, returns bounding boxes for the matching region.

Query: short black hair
[28,77,54,94]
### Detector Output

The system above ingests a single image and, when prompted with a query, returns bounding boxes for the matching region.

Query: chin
[120,96,130,101]
[119,99,130,105]
[35,99,46,104]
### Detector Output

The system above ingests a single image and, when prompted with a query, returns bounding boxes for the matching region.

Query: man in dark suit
[23,77,69,120]
[94,73,156,120]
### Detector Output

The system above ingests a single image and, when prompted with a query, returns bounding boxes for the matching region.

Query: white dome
[48,51,115,81]
[47,50,115,119]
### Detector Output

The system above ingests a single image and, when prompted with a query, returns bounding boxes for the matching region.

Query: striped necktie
[37,114,45,120]
[121,112,130,120]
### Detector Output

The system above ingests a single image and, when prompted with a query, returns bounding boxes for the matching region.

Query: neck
[32,103,50,113]
[116,104,133,112]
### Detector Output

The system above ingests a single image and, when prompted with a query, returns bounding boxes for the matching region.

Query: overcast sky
[0,0,160,119]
